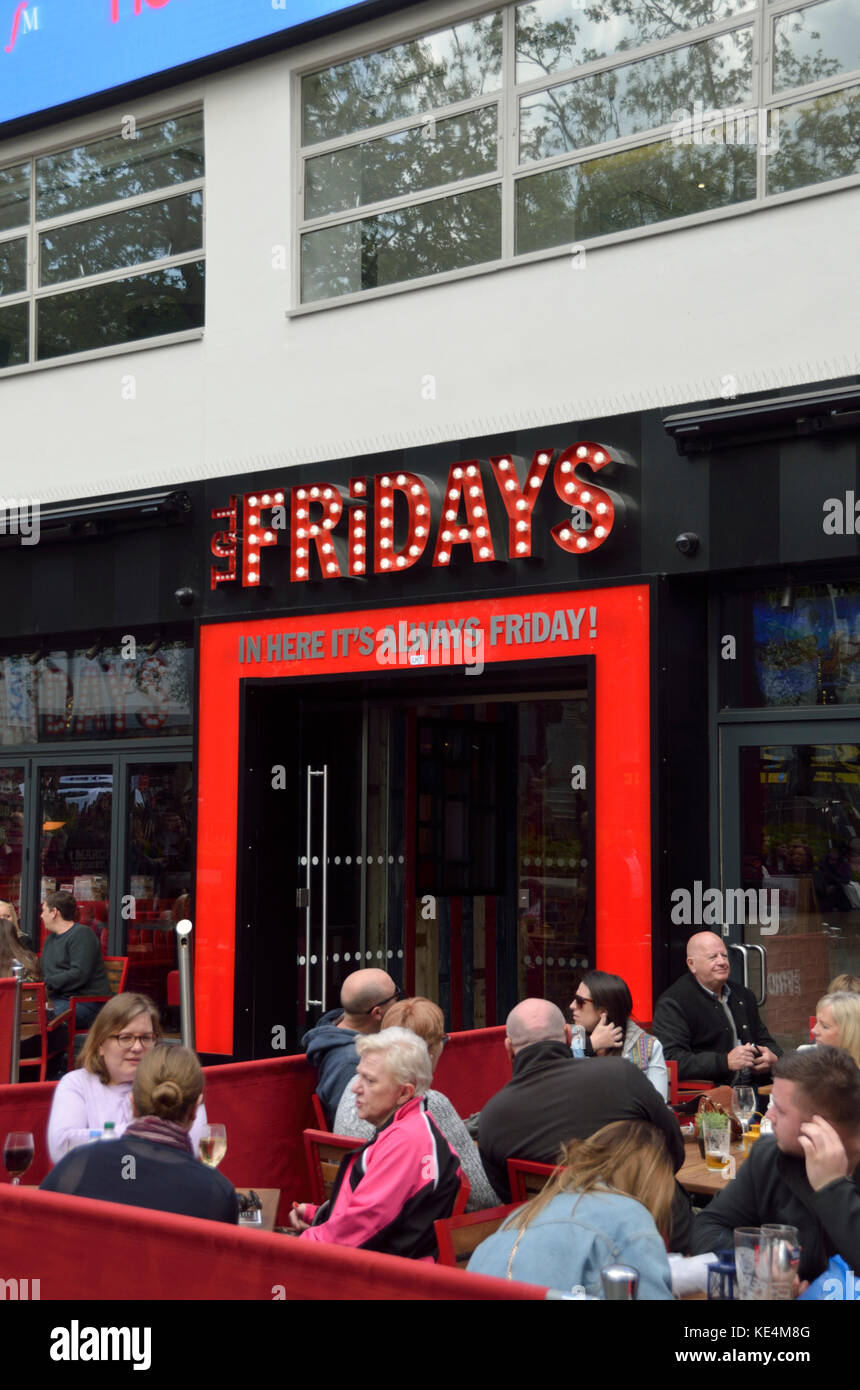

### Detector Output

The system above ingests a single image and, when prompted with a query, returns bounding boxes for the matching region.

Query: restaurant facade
[1,0,858,1059]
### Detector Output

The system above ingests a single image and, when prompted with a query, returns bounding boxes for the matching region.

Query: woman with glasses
[571,971,669,1100]
[41,1044,237,1224]
[46,992,208,1162]
[333,996,499,1210]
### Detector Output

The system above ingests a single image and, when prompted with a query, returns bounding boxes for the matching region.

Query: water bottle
[88,1129,101,1143]
[103,1121,116,1140]
[571,1024,587,1059]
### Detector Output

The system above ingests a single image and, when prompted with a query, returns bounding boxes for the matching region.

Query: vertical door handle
[728,942,750,989]
[305,765,328,1011]
[747,943,767,1006]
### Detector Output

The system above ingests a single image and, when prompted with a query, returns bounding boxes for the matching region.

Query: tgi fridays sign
[210,443,627,590]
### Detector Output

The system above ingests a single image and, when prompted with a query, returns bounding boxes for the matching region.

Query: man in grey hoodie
[301,969,400,1124]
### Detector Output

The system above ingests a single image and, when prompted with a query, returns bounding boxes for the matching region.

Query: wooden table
[678,1138,748,1197]
[236,1187,279,1231]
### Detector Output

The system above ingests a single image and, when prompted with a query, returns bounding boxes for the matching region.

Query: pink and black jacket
[300,1095,463,1260]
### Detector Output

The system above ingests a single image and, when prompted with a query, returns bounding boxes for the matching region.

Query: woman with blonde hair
[812,991,860,1069]
[333,996,498,1209]
[46,992,208,1161]
[41,1045,237,1223]
[0,899,31,951]
[0,916,40,981]
[467,1121,675,1298]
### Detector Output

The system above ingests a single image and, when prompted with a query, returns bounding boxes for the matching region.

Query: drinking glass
[199,1123,227,1169]
[761,1224,801,1300]
[734,1227,767,1301]
[3,1131,34,1185]
[732,1085,756,1140]
[703,1124,732,1173]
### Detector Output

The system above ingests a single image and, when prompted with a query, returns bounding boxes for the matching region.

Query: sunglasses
[361,986,402,1015]
[571,994,593,1009]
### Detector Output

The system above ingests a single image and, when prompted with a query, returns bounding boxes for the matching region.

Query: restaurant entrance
[238,667,594,1054]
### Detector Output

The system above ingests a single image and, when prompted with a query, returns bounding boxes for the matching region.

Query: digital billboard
[0,0,393,132]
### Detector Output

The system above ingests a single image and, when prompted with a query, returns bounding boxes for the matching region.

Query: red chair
[167,970,180,1007]
[0,977,21,1085]
[302,1128,364,1205]
[66,956,129,1070]
[18,983,68,1083]
[311,1094,330,1131]
[506,1158,555,1203]
[435,1202,521,1268]
[809,1015,816,1042]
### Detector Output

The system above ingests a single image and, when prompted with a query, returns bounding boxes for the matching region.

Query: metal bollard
[175,920,195,1050]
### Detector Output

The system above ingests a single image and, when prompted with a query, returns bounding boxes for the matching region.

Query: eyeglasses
[571,995,593,1009]
[108,1032,157,1050]
[361,987,402,1015]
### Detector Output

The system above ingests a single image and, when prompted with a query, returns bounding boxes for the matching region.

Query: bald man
[652,932,781,1083]
[301,969,400,1125]
[477,999,691,1250]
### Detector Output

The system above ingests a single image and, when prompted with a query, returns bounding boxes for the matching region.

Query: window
[0,111,204,371]
[297,0,860,305]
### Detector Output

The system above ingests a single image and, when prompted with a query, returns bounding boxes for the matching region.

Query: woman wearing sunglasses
[571,971,668,1100]
[46,992,208,1162]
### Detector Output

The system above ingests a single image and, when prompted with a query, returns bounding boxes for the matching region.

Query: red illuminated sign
[209,443,628,590]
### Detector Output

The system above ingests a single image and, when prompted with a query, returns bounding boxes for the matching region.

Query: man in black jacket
[477,998,691,1251]
[690,1048,860,1281]
[652,932,781,1083]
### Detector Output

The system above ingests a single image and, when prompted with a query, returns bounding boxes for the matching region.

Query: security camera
[174,586,196,607]
[675,532,700,557]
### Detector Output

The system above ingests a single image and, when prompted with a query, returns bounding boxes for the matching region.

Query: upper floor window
[297,0,860,305]
[0,111,204,371]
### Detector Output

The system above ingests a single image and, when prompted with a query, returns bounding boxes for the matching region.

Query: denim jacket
[466,1189,675,1299]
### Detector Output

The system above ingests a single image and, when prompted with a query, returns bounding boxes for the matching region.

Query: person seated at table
[0,899,33,952]
[570,970,668,1100]
[47,992,208,1161]
[302,968,401,1125]
[652,931,781,1083]
[40,890,111,1028]
[690,1048,860,1283]
[812,991,860,1068]
[0,918,68,1075]
[289,1027,462,1259]
[333,996,498,1210]
[41,1044,238,1224]
[827,973,860,995]
[466,1120,675,1299]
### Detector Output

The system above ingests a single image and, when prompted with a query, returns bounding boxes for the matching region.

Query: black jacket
[690,1135,860,1281]
[40,1134,239,1224]
[477,1042,690,1251]
[652,972,781,1082]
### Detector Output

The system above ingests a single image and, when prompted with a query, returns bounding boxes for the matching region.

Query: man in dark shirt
[652,932,781,1083]
[477,998,691,1251]
[301,967,400,1125]
[690,1048,860,1281]
[40,890,111,1027]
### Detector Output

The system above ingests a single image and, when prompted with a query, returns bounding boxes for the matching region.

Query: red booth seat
[0,1185,547,1302]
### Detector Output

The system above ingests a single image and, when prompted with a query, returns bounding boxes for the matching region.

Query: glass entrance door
[241,673,594,1054]
[721,719,860,1049]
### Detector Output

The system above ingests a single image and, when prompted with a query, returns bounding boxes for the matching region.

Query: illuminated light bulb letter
[210,496,238,589]
[241,490,285,588]
[489,450,552,559]
[551,443,619,555]
[291,484,343,582]
[373,472,431,574]
[432,462,494,567]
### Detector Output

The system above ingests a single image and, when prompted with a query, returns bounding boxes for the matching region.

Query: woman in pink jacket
[289,1027,462,1260]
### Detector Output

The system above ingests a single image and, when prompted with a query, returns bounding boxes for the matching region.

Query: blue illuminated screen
[0,0,375,129]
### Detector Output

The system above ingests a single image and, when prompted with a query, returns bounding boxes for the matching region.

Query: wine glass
[732,1085,756,1143]
[4,1131,34,1185]
[199,1123,227,1169]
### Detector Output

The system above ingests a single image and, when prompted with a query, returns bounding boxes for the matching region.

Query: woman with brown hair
[0,917,40,981]
[466,1121,676,1298]
[41,1044,237,1223]
[46,992,208,1161]
[333,996,498,1209]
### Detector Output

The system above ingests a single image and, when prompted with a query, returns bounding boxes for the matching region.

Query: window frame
[291,0,860,313]
[0,101,205,376]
